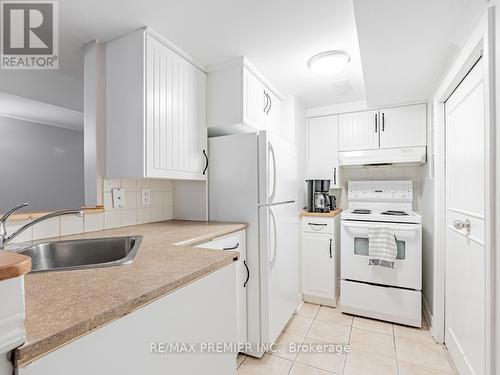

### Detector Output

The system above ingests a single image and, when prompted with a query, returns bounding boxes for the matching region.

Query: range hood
[339,146,427,167]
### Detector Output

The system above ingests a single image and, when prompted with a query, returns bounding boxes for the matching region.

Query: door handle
[382,112,385,131]
[263,90,269,113]
[453,219,471,232]
[333,167,337,185]
[223,243,239,251]
[243,260,250,287]
[266,92,272,115]
[329,238,332,258]
[202,150,208,175]
[375,114,378,132]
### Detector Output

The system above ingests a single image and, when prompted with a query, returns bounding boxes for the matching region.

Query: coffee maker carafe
[306,179,331,213]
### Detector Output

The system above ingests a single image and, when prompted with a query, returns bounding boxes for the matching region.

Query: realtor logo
[1,1,58,69]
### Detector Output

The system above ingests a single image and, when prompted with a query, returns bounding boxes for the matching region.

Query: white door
[445,58,485,375]
[302,232,335,300]
[307,115,341,188]
[259,202,300,344]
[258,132,297,205]
[379,104,427,149]
[339,110,380,151]
[146,35,207,180]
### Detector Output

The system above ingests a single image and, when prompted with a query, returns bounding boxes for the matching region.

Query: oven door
[341,220,422,290]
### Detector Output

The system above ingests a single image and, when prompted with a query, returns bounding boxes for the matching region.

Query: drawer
[302,217,335,234]
[340,280,421,327]
[195,230,246,257]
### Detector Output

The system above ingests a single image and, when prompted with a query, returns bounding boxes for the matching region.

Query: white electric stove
[340,180,423,327]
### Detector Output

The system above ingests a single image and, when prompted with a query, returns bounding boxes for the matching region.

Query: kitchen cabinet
[338,104,426,152]
[379,104,427,148]
[207,57,283,136]
[301,216,340,306]
[195,230,247,346]
[307,115,341,188]
[339,109,379,151]
[105,28,208,180]
[16,263,237,375]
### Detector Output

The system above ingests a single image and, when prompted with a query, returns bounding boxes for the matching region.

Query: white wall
[0,116,84,213]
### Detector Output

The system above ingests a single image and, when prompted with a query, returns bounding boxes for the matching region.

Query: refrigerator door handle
[269,206,278,264]
[268,142,277,203]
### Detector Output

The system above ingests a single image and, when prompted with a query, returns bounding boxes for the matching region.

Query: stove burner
[352,209,372,214]
[381,210,409,216]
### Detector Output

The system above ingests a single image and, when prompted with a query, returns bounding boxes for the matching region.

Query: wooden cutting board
[0,251,31,281]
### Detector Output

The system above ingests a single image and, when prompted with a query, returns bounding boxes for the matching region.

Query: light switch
[141,189,151,206]
[112,187,125,208]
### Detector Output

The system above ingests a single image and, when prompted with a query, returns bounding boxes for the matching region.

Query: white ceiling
[57,0,365,108]
[352,0,488,107]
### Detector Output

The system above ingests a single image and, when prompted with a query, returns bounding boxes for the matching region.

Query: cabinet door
[146,35,207,180]
[338,110,379,151]
[302,232,335,300]
[243,68,267,130]
[265,90,282,136]
[307,115,341,188]
[379,104,426,148]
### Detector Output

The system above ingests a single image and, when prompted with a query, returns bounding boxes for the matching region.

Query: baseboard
[422,295,434,335]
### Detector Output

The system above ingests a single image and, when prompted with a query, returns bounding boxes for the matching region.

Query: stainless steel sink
[18,236,143,273]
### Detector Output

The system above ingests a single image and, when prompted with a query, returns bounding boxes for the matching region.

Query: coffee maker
[306,179,331,213]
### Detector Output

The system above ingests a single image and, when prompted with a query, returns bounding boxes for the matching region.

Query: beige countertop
[13,220,247,367]
[301,209,342,217]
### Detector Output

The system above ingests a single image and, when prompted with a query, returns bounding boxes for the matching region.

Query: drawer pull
[223,243,239,251]
[243,260,250,288]
[308,223,327,226]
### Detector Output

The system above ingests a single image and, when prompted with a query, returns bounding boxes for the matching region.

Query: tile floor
[236,303,457,375]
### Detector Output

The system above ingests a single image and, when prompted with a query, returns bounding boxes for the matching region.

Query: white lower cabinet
[195,230,247,345]
[301,216,339,306]
[16,263,237,375]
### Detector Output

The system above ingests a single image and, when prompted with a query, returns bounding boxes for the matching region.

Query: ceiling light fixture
[307,50,351,76]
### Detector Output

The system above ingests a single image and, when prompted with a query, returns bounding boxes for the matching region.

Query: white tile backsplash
[5,178,175,243]
[60,215,84,236]
[32,217,60,240]
[84,213,104,232]
[5,220,33,243]
[104,210,122,229]
[337,165,424,211]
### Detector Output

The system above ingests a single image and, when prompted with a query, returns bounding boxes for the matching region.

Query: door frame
[432,7,496,374]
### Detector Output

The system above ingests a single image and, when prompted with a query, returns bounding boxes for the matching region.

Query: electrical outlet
[141,189,151,206]
[112,187,125,208]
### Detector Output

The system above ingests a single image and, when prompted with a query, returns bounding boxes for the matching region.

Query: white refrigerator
[208,131,299,356]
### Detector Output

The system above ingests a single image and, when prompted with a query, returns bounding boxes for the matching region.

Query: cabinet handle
[243,260,250,287]
[329,238,332,258]
[333,167,337,185]
[263,90,269,113]
[382,112,385,131]
[202,150,208,175]
[308,223,327,226]
[223,243,239,251]
[375,114,378,132]
[266,92,272,115]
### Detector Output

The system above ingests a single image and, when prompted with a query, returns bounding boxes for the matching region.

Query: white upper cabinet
[207,57,282,136]
[379,104,427,148]
[106,29,207,180]
[338,104,427,152]
[339,110,379,151]
[307,115,341,188]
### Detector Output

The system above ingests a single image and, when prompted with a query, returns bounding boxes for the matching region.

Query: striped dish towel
[368,226,397,268]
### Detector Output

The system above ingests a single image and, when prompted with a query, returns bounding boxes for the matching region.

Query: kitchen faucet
[0,203,83,249]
